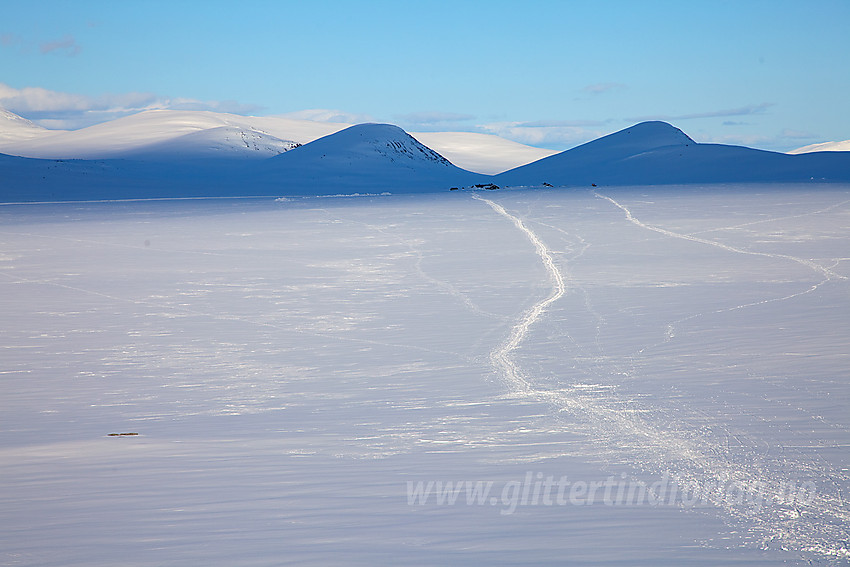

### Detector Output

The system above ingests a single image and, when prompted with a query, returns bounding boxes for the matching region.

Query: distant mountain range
[1,108,848,202]
[0,108,554,174]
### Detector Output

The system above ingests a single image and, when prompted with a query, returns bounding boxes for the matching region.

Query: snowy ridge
[113,126,301,161]
[569,121,695,156]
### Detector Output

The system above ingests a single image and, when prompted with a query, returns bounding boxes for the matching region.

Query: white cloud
[0,83,264,129]
[0,83,152,113]
[276,109,373,124]
[478,121,607,149]
[163,98,263,114]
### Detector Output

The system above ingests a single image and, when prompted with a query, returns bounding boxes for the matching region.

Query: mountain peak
[573,121,694,156]
[494,121,697,185]
[496,120,850,186]
[255,123,481,193]
[282,123,453,167]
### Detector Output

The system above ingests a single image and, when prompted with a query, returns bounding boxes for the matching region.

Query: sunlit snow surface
[1,185,849,566]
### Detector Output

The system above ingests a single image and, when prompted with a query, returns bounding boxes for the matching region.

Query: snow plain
[1,185,849,566]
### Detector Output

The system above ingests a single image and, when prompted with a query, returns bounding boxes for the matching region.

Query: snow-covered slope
[0,109,336,160]
[253,123,483,193]
[114,126,301,161]
[411,131,557,175]
[0,108,556,173]
[0,152,235,202]
[497,121,850,186]
[790,139,850,154]
[0,107,58,144]
[3,106,846,180]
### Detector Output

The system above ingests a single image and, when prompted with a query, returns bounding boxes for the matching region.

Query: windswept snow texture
[1,186,849,566]
[497,121,850,186]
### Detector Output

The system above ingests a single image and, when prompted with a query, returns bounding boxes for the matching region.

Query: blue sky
[1,0,848,151]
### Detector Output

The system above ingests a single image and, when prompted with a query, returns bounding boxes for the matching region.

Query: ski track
[687,197,850,236]
[472,194,565,392]
[593,192,847,281]
[476,192,850,563]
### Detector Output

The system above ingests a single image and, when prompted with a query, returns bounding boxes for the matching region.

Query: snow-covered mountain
[252,123,483,192]
[111,126,302,161]
[0,107,552,173]
[0,108,56,144]
[0,123,487,201]
[496,121,850,186]
[790,139,850,154]
[0,109,310,161]
[3,116,850,202]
